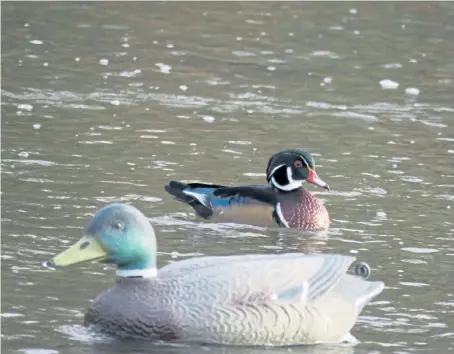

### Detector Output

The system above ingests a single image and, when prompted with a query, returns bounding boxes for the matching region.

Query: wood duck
[165,149,330,230]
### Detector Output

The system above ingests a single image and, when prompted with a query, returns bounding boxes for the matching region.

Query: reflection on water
[1,1,454,354]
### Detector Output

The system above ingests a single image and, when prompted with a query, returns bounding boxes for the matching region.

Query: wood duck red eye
[294,160,304,168]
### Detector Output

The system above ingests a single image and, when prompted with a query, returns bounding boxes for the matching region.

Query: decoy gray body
[47,203,385,346]
[165,149,331,230]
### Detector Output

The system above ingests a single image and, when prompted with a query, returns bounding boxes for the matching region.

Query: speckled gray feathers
[84,253,384,345]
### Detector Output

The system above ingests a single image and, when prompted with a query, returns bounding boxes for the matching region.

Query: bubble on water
[179,85,187,91]
[122,43,130,48]
[323,77,332,84]
[110,100,121,106]
[267,66,276,71]
[409,58,418,63]
[288,32,294,36]
[202,116,215,123]
[29,39,43,44]
[379,79,399,89]
[33,123,41,130]
[18,152,29,158]
[43,62,48,67]
[161,141,176,145]
[285,49,294,54]
[99,58,109,66]
[405,87,420,96]
[74,57,80,62]
[166,43,175,49]
[353,30,360,35]
[18,104,33,111]
[155,63,171,74]
[349,8,357,14]
[236,36,243,41]
[24,23,30,27]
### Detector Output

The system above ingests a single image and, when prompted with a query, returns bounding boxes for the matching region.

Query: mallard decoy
[46,203,384,346]
[165,149,330,230]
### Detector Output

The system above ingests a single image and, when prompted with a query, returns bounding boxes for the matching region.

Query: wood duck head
[266,149,330,192]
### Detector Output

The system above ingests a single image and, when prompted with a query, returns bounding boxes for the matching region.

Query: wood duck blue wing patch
[165,181,225,218]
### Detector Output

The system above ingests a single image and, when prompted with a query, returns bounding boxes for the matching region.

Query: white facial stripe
[269,163,303,192]
[271,176,302,191]
[269,163,285,177]
[286,166,294,184]
[116,267,158,278]
[300,155,310,168]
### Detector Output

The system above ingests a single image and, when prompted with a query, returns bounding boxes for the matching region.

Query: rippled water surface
[2,2,454,354]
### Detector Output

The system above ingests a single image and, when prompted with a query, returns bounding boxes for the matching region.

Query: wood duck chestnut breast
[165,149,330,230]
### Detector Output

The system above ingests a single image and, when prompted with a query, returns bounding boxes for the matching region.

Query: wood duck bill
[307,168,330,190]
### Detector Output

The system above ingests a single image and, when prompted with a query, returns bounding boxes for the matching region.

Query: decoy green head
[266,149,330,192]
[47,203,157,277]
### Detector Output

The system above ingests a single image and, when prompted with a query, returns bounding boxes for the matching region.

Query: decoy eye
[294,160,305,168]
[113,222,123,230]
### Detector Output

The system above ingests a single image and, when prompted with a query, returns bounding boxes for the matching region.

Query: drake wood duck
[165,149,331,230]
[46,203,384,345]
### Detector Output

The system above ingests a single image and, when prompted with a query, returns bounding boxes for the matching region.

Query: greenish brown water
[1,2,454,354]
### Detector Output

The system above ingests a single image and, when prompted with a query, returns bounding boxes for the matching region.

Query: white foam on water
[405,87,420,95]
[383,63,402,69]
[380,79,399,89]
[99,58,109,65]
[18,103,33,111]
[402,247,439,254]
[202,115,215,123]
[19,349,58,354]
[155,63,171,73]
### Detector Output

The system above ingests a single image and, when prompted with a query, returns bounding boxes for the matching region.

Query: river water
[2,2,453,354]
